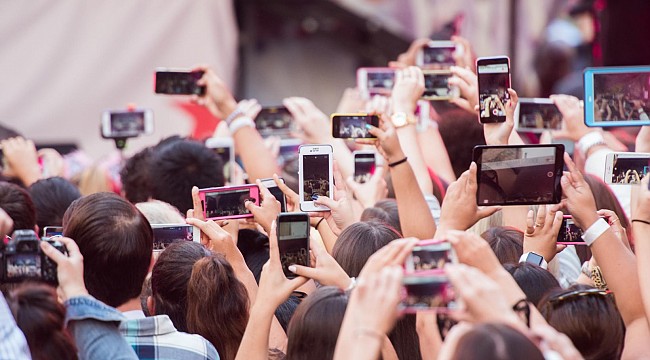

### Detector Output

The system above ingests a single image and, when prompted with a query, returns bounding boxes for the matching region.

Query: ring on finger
[534,223,543,228]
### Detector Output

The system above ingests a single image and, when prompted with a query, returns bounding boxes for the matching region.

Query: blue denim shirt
[64,295,138,360]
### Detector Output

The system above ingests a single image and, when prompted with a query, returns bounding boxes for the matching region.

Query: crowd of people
[2,13,650,360]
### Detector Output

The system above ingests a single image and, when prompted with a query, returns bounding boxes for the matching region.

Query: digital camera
[0,229,67,285]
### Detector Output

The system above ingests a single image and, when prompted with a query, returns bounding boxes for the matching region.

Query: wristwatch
[519,252,548,270]
[391,112,416,128]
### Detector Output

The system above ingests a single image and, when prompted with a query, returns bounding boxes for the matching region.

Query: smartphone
[416,41,458,69]
[298,144,333,212]
[472,144,564,206]
[255,106,294,138]
[353,151,376,183]
[604,152,650,184]
[260,177,287,212]
[477,56,511,123]
[401,272,455,313]
[205,137,235,183]
[154,68,206,95]
[276,212,310,279]
[151,224,196,251]
[331,114,378,139]
[515,98,563,133]
[555,216,584,245]
[422,70,459,100]
[42,226,63,238]
[357,67,395,99]
[198,184,260,220]
[584,66,650,127]
[101,109,154,139]
[405,240,456,272]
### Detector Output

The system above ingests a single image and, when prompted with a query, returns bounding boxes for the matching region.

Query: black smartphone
[255,106,294,138]
[151,224,195,251]
[353,151,376,183]
[473,144,564,206]
[556,216,585,245]
[277,212,310,279]
[260,177,287,213]
[154,69,206,95]
[477,56,511,123]
[331,114,379,139]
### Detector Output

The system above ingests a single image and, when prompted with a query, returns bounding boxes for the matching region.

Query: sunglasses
[544,288,613,312]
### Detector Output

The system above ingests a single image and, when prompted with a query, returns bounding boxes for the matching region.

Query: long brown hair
[186,255,249,360]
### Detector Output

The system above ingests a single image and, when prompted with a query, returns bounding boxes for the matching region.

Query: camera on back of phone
[0,229,67,285]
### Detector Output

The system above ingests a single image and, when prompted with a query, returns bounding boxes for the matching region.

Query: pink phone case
[198,184,260,221]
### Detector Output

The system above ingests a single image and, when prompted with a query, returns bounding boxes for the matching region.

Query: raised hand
[448,66,479,114]
[391,66,425,114]
[523,205,565,263]
[283,97,332,144]
[560,153,599,230]
[40,237,89,301]
[551,94,592,142]
[1,136,41,186]
[245,179,282,234]
[191,65,238,119]
[287,239,352,290]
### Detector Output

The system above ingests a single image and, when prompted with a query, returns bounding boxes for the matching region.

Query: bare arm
[418,124,456,184]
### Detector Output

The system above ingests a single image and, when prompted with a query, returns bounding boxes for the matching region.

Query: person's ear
[148,253,156,273]
[147,296,155,316]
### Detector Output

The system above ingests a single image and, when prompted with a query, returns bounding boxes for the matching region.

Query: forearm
[396,126,433,195]
[234,262,260,304]
[390,160,437,239]
[334,314,382,360]
[418,127,456,184]
[316,221,338,254]
[330,139,355,180]
[633,223,650,327]
[233,127,280,182]
[236,303,275,360]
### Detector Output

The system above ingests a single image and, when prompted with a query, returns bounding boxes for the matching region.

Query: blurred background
[0,0,647,159]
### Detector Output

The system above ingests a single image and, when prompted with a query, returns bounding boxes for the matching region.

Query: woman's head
[8,283,78,360]
[286,286,348,360]
[440,323,544,360]
[481,226,524,265]
[539,284,624,360]
[28,177,81,231]
[186,255,249,360]
[150,241,209,331]
[503,262,560,307]
[332,221,401,277]
[360,199,402,235]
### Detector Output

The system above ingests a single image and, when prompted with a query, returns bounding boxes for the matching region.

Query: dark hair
[0,181,36,233]
[186,255,249,360]
[28,177,81,230]
[331,221,420,360]
[286,287,348,360]
[451,323,544,360]
[149,139,224,214]
[120,147,154,204]
[8,283,78,360]
[151,241,209,332]
[503,262,560,307]
[332,221,401,278]
[62,192,153,308]
[539,284,624,360]
[360,199,402,235]
[481,226,524,265]
[437,109,486,179]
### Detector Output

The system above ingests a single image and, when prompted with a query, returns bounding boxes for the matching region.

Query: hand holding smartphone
[331,114,378,139]
[277,212,310,279]
[477,57,511,123]
[416,41,458,69]
[604,152,650,184]
[154,68,206,95]
[101,109,154,139]
[299,144,333,212]
[198,184,260,220]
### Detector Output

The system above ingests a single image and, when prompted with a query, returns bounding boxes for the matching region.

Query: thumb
[476,206,501,220]
[314,196,337,209]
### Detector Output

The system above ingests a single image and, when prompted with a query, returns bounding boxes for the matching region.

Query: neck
[117,298,143,313]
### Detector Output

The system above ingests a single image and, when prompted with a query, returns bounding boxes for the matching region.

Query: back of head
[8,283,78,360]
[28,177,81,230]
[149,139,224,214]
[135,200,185,224]
[539,284,624,359]
[120,146,154,204]
[503,262,560,307]
[0,181,36,233]
[286,286,348,360]
[186,255,249,360]
[360,199,402,235]
[451,323,544,360]
[481,226,524,265]
[63,192,153,308]
[151,241,209,331]
[332,220,401,277]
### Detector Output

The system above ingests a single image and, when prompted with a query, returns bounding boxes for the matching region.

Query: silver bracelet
[345,277,356,292]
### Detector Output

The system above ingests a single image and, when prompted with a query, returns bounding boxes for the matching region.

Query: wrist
[386,151,406,165]
[219,98,238,119]
[63,286,90,301]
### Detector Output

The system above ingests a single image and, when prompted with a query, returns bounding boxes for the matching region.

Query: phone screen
[477,59,510,123]
[421,45,456,67]
[43,227,63,238]
[152,225,194,251]
[109,111,147,138]
[366,71,395,94]
[518,101,562,131]
[155,70,205,95]
[204,189,253,219]
[255,107,294,137]
[401,274,454,312]
[406,242,454,272]
[592,71,650,123]
[474,145,563,205]
[332,115,378,139]
[423,72,457,99]
[610,155,650,184]
[302,154,331,201]
[557,218,584,245]
[278,216,310,278]
[354,153,376,183]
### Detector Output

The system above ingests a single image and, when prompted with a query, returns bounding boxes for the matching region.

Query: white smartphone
[416,41,459,69]
[604,152,650,184]
[515,98,563,133]
[205,137,235,183]
[353,150,376,183]
[101,109,154,139]
[299,144,333,212]
[356,67,395,99]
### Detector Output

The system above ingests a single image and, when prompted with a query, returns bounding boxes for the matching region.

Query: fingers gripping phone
[353,151,376,183]
[416,41,458,69]
[477,56,511,123]
[101,109,154,139]
[260,177,287,212]
[154,68,206,95]
[277,212,310,279]
[198,184,260,221]
[357,67,395,99]
[298,144,333,212]
[515,98,563,133]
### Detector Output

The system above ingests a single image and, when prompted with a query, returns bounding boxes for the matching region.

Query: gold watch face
[392,113,408,127]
